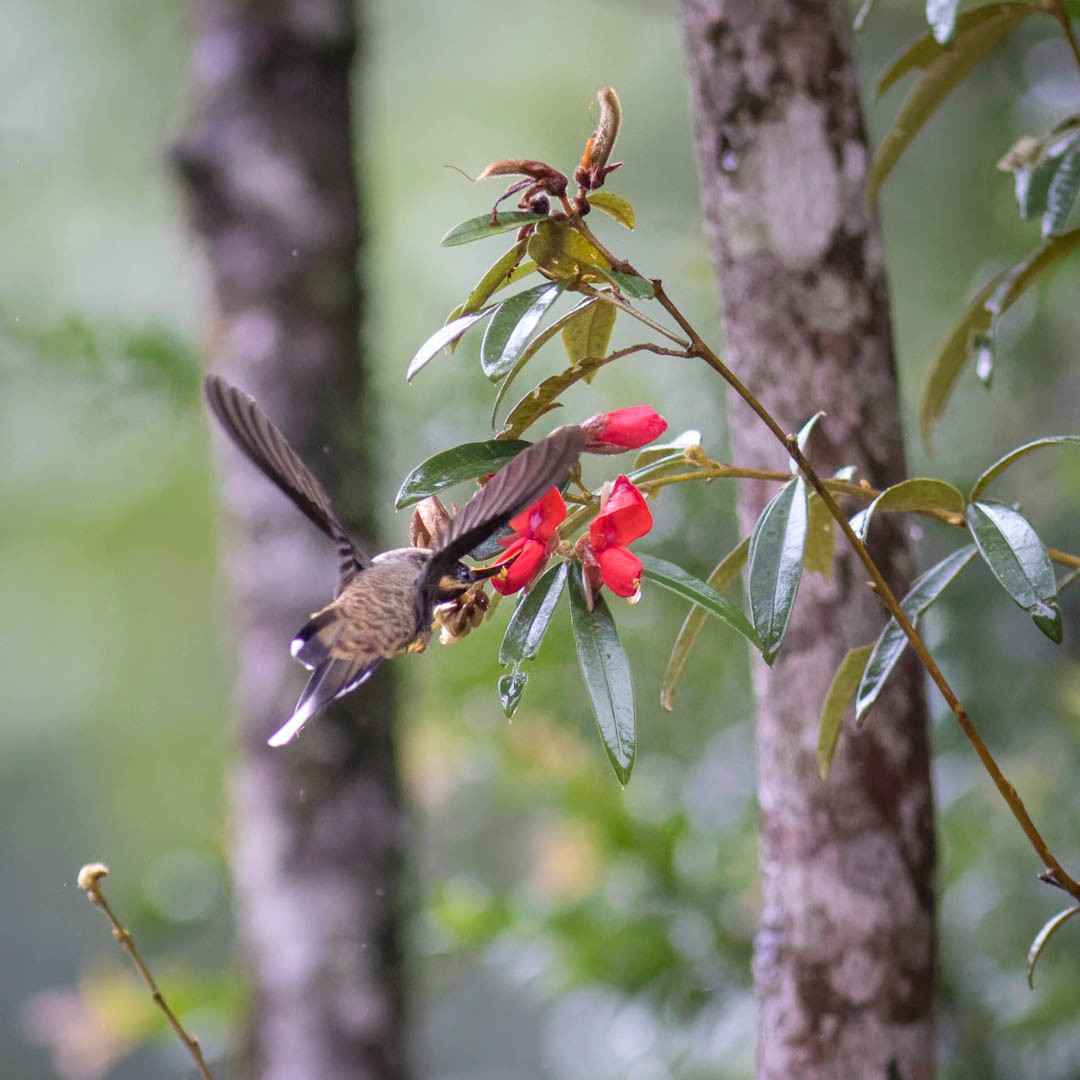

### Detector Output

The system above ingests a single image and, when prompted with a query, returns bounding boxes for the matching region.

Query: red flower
[491,487,567,595]
[583,475,653,600]
[581,406,667,453]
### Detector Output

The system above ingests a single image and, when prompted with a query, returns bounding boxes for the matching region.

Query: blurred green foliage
[1,1,1078,1078]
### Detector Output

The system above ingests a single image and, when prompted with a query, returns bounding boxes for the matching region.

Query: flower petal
[507,487,567,542]
[597,545,643,598]
[492,538,549,595]
[590,476,652,550]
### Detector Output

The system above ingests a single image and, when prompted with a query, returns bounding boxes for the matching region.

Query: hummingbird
[204,374,585,746]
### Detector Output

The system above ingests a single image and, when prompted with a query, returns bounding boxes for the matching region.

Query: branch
[645,278,1080,900]
[77,864,215,1080]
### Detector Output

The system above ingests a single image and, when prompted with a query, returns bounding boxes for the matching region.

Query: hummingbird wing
[204,374,369,589]
[423,424,586,586]
[268,655,381,746]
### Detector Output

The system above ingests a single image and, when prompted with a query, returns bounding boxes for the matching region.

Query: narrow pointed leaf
[748,478,809,664]
[970,435,1080,502]
[596,266,655,299]
[662,539,749,711]
[1027,905,1080,989]
[791,412,826,472]
[633,430,701,470]
[850,477,966,539]
[856,544,977,722]
[395,439,530,507]
[441,210,546,247]
[526,220,610,279]
[562,295,617,366]
[967,501,1062,642]
[869,3,1032,202]
[500,352,616,438]
[408,308,494,381]
[1043,141,1080,237]
[568,562,636,784]
[818,646,873,780]
[587,191,636,228]
[499,562,568,667]
[460,240,532,316]
[497,562,568,718]
[481,282,563,381]
[920,228,1080,448]
[638,554,761,651]
[490,298,598,425]
[804,494,836,579]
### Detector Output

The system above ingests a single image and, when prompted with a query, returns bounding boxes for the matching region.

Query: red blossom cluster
[491,406,664,602]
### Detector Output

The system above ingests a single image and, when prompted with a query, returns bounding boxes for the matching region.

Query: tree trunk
[175,4,406,1078]
[680,2,936,1077]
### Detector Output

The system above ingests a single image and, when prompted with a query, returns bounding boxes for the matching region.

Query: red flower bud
[581,406,668,454]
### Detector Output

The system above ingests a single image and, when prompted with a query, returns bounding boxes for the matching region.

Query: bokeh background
[2,1,1079,1077]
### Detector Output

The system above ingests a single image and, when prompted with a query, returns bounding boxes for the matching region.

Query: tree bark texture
[680,2,936,1077]
[175,4,406,1078]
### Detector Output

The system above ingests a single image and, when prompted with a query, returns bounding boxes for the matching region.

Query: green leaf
[747,478,809,664]
[850,477,966,540]
[562,295,617,367]
[459,240,532,317]
[587,191,636,228]
[869,3,1033,202]
[818,646,874,780]
[1027,905,1080,989]
[596,266,656,299]
[638,554,762,652]
[497,562,569,718]
[395,439,530,508]
[967,501,1062,642]
[408,308,494,381]
[481,282,563,381]
[1044,140,1080,237]
[441,210,546,247]
[926,0,959,44]
[970,435,1080,502]
[568,562,636,784]
[632,430,701,471]
[499,562,568,667]
[856,544,977,723]
[804,494,836,579]
[500,351,616,438]
[526,220,610,279]
[789,412,826,475]
[661,539,749,711]
[920,228,1080,448]
[490,298,599,426]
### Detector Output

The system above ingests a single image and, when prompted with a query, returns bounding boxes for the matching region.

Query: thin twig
[77,863,215,1080]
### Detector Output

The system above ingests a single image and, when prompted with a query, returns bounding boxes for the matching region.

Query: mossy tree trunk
[681,2,937,1076]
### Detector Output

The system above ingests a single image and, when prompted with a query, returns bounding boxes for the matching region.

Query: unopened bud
[581,406,668,453]
[575,87,623,192]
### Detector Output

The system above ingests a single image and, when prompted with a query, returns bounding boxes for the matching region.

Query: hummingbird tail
[268,656,381,746]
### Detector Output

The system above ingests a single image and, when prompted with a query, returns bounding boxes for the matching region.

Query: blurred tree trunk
[175,3,406,1078]
[680,2,936,1077]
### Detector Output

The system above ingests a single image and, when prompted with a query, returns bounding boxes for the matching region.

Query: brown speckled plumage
[204,375,584,745]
